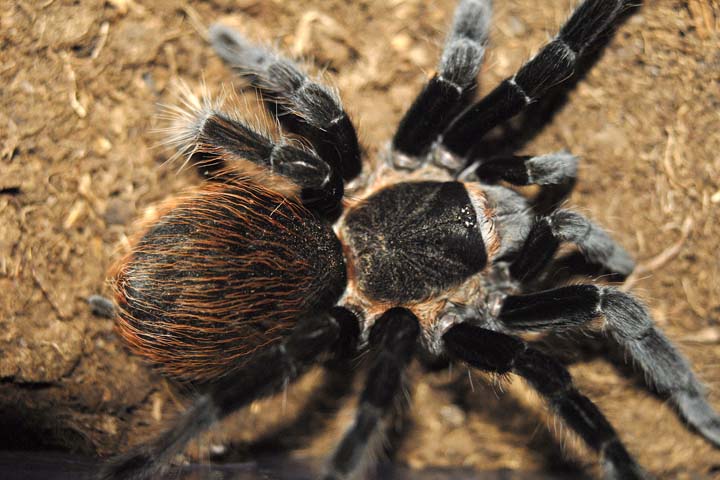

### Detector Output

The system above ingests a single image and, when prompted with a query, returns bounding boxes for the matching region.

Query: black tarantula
[100,1,720,479]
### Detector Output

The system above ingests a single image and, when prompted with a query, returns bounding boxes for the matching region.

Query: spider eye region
[342,181,488,303]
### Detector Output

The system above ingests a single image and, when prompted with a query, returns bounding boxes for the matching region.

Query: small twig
[681,276,709,318]
[293,11,320,56]
[32,268,70,320]
[621,217,693,291]
[182,4,208,41]
[39,340,69,361]
[682,327,720,344]
[0,62,16,75]
[60,52,87,118]
[63,199,85,230]
[91,21,110,60]
[662,128,681,188]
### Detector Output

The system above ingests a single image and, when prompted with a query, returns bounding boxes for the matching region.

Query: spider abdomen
[111,178,346,384]
[341,181,490,304]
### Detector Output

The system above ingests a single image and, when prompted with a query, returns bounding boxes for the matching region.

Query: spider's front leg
[442,324,648,480]
[170,101,343,216]
[440,0,638,162]
[391,0,492,169]
[97,308,360,480]
[209,24,362,182]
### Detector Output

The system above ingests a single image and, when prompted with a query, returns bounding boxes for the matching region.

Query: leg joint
[599,287,654,340]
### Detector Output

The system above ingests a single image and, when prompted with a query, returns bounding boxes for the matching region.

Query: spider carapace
[101,1,720,480]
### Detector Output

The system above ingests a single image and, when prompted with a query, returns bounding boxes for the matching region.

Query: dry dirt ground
[1,0,720,478]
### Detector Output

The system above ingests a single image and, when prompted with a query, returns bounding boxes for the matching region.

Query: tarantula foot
[96,449,171,480]
[699,422,720,448]
[676,390,720,447]
[599,241,635,278]
[88,294,115,319]
[603,459,652,480]
[600,440,652,480]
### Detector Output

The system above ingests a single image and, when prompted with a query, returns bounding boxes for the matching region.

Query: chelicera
[99,1,720,479]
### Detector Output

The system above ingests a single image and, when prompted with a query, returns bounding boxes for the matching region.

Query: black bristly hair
[392,0,491,164]
[209,24,362,183]
[98,1,719,480]
[181,104,344,217]
[440,0,637,162]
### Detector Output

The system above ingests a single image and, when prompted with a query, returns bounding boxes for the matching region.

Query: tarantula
[99,1,720,479]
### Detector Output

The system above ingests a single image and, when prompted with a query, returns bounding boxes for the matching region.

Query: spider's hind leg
[97,308,360,480]
[324,307,420,480]
[391,0,492,171]
[442,324,647,479]
[494,285,720,449]
[209,25,362,182]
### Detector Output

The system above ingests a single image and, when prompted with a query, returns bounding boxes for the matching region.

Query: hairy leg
[440,0,638,161]
[442,323,647,479]
[495,285,720,447]
[461,151,578,211]
[168,98,343,215]
[324,307,420,480]
[461,151,577,187]
[209,24,362,182]
[392,0,492,167]
[509,209,634,282]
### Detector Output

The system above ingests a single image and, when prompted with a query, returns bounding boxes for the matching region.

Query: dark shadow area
[0,399,96,455]
[438,372,590,478]
[221,362,359,460]
[534,251,630,290]
[0,451,602,480]
[220,358,414,479]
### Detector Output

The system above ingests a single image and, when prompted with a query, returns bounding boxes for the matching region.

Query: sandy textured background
[1,0,719,478]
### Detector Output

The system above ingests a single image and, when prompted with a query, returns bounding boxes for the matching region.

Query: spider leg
[442,324,647,480]
[460,150,578,186]
[324,307,420,480]
[440,0,636,162]
[461,151,578,213]
[209,24,362,182]
[179,108,343,215]
[97,308,360,480]
[494,285,720,448]
[508,209,635,282]
[391,0,492,168]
